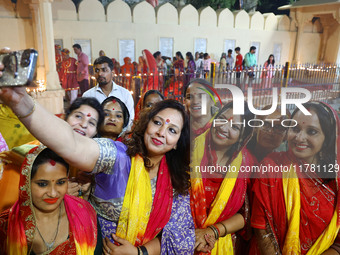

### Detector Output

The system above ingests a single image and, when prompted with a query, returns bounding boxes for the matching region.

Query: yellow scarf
[282,166,339,255]
[191,130,242,255]
[116,155,153,245]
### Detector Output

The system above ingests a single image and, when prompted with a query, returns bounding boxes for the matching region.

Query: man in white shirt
[82,56,135,125]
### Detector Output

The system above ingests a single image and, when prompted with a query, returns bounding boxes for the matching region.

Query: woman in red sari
[134,90,164,120]
[142,49,159,92]
[0,146,100,254]
[190,101,256,254]
[251,101,340,255]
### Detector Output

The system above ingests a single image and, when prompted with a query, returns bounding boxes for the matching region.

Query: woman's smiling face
[288,109,325,164]
[211,108,242,150]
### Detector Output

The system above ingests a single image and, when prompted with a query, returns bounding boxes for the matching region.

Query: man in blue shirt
[244,46,257,78]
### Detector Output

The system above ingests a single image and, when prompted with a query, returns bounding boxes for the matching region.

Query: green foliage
[257,0,290,14]
[188,0,237,10]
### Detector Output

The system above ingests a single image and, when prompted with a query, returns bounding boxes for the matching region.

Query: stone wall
[0,0,328,65]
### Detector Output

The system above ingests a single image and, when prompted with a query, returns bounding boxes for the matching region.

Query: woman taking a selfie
[0,67,195,254]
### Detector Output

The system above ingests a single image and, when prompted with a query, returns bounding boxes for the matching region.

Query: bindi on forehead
[87,113,91,117]
[49,159,56,166]
[165,119,170,124]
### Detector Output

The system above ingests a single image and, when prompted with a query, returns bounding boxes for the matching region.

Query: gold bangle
[17,98,36,119]
[218,222,228,237]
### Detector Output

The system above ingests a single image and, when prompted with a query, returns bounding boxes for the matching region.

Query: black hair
[101,96,130,129]
[186,52,194,62]
[153,51,161,59]
[199,53,204,59]
[143,90,164,107]
[235,47,241,52]
[266,54,275,66]
[291,102,336,174]
[250,46,256,52]
[228,49,233,54]
[94,56,114,71]
[175,51,184,60]
[31,148,69,179]
[203,53,209,59]
[72,44,81,50]
[65,97,105,129]
[126,100,190,195]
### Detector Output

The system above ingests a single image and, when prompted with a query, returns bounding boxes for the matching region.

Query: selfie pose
[0,68,195,253]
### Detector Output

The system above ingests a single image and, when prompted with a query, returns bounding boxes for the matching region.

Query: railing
[89,63,340,108]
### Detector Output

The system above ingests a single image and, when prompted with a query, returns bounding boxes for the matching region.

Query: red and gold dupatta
[251,102,340,254]
[190,129,253,255]
[116,155,173,246]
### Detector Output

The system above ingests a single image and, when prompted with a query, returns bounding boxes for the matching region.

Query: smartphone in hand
[0,49,38,87]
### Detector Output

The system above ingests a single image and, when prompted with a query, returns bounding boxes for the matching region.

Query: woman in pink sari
[0,146,100,254]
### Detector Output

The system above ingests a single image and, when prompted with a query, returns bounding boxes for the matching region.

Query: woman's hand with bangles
[103,233,138,255]
[67,178,81,197]
[195,228,216,252]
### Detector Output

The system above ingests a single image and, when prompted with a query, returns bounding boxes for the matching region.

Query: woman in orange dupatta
[251,101,340,254]
[0,145,99,254]
[190,101,256,254]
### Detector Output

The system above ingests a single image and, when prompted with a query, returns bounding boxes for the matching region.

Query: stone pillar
[291,11,314,63]
[25,0,65,114]
[319,15,339,62]
[319,24,330,62]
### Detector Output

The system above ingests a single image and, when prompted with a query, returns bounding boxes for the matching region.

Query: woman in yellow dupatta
[190,101,256,254]
[0,73,195,255]
[251,101,340,255]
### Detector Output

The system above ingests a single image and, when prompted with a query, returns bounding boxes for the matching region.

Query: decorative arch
[156,2,178,25]
[132,1,156,24]
[179,4,198,26]
[107,0,131,23]
[78,0,105,21]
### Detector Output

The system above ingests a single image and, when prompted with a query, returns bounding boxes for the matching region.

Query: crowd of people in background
[55,44,278,105]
